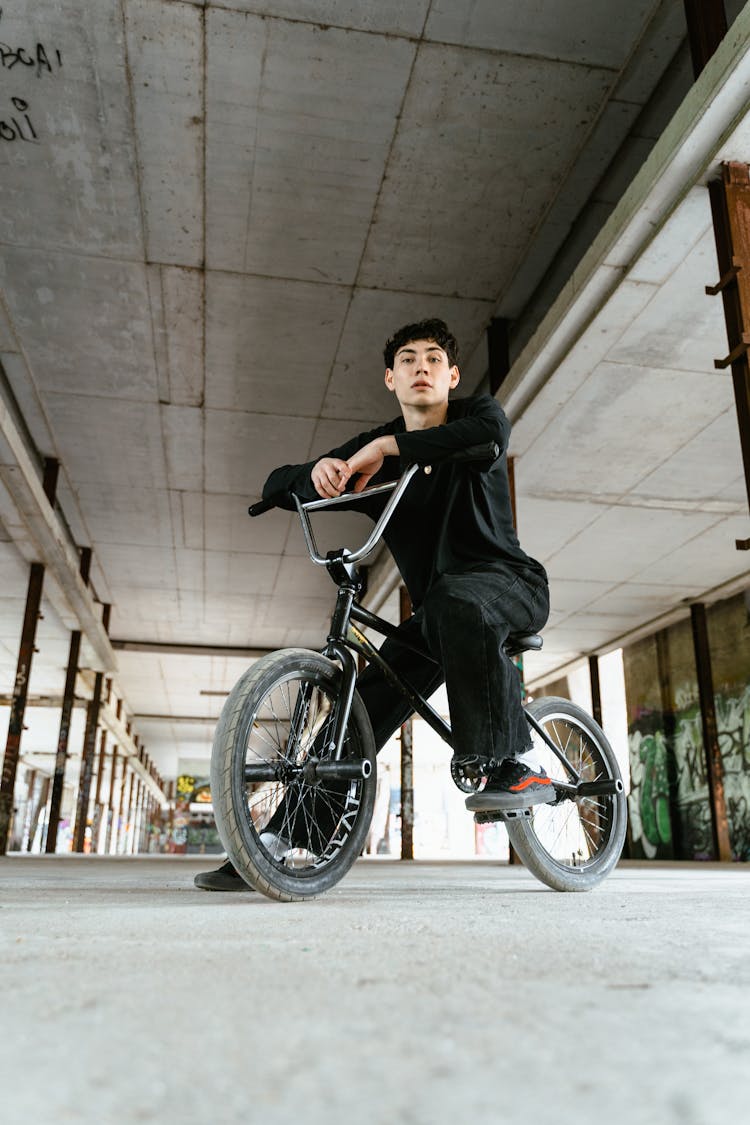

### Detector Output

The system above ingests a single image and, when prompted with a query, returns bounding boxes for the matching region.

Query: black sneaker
[193,860,255,892]
[464,758,556,812]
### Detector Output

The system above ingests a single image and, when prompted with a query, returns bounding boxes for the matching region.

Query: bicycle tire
[210,648,376,902]
[506,697,627,891]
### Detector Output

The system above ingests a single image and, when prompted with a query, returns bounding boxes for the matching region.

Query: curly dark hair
[383,318,459,369]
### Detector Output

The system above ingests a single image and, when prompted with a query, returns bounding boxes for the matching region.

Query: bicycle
[210,445,627,901]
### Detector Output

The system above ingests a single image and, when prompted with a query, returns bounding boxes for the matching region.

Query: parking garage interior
[2,2,750,1123]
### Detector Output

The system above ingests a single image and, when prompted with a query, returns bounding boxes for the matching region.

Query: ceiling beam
[0,380,115,673]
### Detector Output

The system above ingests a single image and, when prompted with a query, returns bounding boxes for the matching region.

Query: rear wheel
[210,649,376,901]
[507,697,627,891]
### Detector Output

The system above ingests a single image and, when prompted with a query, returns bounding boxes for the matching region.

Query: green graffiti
[638,733,672,847]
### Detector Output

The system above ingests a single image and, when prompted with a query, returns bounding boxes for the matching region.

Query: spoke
[536,806,574,856]
[249,722,284,757]
[579,819,599,857]
[266,693,284,758]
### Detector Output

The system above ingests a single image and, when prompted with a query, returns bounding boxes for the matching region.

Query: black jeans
[363,564,550,759]
[266,564,549,849]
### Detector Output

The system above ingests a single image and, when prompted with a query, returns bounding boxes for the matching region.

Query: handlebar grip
[248,498,275,517]
[446,441,500,464]
[248,487,295,517]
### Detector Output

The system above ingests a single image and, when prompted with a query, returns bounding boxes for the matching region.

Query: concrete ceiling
[1,0,749,777]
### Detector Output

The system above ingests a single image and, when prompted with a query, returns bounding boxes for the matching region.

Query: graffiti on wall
[628,730,672,858]
[628,690,750,861]
[715,687,750,861]
[0,10,63,143]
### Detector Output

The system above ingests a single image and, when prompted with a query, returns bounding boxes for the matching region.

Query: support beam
[588,655,603,728]
[0,391,114,671]
[45,548,91,852]
[91,729,108,853]
[684,0,728,79]
[690,604,732,861]
[399,585,414,862]
[77,670,166,806]
[115,760,130,855]
[655,630,682,859]
[72,605,110,851]
[0,459,58,853]
[0,561,45,854]
[104,747,118,853]
[707,163,750,547]
[487,317,511,396]
[26,774,49,852]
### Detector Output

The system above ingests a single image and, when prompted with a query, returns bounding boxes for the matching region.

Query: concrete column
[26,774,50,852]
[128,773,141,855]
[46,548,90,852]
[104,746,118,853]
[14,769,36,851]
[0,566,44,854]
[115,759,131,855]
[690,604,732,861]
[655,630,682,859]
[0,459,59,854]
[91,729,108,853]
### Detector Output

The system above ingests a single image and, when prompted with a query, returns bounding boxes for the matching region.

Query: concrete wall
[623,591,750,861]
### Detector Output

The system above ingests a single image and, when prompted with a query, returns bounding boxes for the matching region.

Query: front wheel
[506,697,627,891]
[210,649,377,902]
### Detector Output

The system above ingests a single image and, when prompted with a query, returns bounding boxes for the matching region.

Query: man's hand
[311,457,351,499]
[346,435,399,492]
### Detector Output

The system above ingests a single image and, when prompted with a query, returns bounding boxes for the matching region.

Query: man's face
[384,338,460,408]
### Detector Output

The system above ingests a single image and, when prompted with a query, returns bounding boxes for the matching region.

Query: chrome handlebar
[293,463,421,566]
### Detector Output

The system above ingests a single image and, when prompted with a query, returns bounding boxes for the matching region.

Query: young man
[195,318,550,891]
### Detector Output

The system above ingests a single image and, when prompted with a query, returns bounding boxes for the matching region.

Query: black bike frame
[320,582,452,760]
[319,577,585,790]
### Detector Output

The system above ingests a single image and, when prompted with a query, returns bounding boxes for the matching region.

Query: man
[195,318,550,891]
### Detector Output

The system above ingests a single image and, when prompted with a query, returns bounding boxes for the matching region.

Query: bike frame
[291,471,587,792]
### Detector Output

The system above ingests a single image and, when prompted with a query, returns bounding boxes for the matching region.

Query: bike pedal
[474,808,533,825]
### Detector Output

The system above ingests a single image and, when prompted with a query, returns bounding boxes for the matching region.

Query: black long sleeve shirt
[263,394,546,609]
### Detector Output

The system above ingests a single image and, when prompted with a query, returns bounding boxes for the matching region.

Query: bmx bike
[210,445,627,901]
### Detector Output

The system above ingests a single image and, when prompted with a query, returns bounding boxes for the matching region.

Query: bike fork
[322,584,360,761]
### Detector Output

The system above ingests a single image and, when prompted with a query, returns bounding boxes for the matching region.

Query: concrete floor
[1,856,748,1125]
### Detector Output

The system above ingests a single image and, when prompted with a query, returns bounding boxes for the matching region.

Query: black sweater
[263,395,546,609]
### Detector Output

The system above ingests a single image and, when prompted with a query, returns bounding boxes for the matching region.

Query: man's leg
[195,617,443,889]
[419,566,553,809]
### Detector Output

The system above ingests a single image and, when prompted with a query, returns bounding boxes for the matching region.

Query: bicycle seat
[504,633,543,656]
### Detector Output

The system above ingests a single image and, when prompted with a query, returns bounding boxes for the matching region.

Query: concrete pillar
[0,458,59,854]
[91,729,107,853]
[104,747,118,853]
[128,775,140,855]
[115,759,131,855]
[690,604,732,861]
[46,548,91,852]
